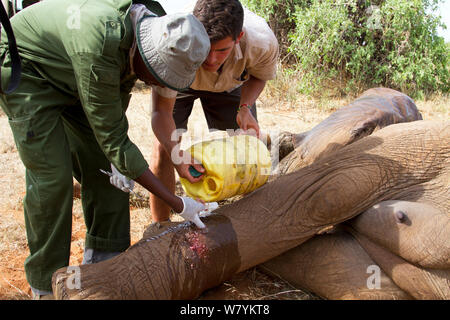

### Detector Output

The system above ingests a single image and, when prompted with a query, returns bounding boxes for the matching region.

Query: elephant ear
[392,95,423,121]
[297,88,421,167]
[272,88,423,176]
[349,88,422,143]
[348,95,421,144]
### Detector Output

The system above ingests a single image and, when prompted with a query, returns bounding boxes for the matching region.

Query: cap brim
[136,16,195,91]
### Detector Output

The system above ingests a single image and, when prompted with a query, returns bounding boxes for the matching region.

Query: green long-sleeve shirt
[1,0,165,179]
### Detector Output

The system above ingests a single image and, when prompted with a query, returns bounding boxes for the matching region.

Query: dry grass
[0,80,447,300]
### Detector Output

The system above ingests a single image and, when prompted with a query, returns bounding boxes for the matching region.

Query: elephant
[51,88,449,299]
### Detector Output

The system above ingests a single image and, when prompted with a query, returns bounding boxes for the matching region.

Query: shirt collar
[234,42,243,61]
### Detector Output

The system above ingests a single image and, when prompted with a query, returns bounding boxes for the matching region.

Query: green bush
[242,0,449,98]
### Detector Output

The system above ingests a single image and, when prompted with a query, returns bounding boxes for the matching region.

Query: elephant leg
[347,200,450,269]
[349,230,450,300]
[53,216,242,300]
[261,229,411,300]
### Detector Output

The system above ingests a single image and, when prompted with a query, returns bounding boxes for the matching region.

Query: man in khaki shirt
[150,0,279,222]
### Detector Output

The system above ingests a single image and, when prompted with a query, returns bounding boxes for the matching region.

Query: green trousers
[0,60,131,292]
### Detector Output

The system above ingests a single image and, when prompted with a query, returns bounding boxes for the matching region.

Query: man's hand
[236,106,260,138]
[176,196,207,228]
[110,164,135,192]
[174,151,205,183]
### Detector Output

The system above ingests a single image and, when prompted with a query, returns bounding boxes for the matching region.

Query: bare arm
[240,75,267,107]
[151,91,205,182]
[135,169,183,212]
[151,93,179,156]
[236,75,266,137]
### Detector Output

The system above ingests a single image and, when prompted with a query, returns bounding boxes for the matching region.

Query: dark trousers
[173,86,257,130]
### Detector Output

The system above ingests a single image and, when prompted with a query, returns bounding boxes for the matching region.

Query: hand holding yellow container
[180,135,272,202]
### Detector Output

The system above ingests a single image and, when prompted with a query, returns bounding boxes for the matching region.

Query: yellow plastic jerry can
[180,135,272,202]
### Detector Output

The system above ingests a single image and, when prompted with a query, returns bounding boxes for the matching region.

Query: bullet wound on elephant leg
[185,230,208,260]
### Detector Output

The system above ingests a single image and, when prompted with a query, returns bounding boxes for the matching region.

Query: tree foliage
[242,0,449,98]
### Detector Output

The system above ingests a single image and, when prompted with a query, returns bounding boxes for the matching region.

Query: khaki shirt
[155,8,279,98]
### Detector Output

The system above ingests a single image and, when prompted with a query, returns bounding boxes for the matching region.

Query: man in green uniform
[0,0,210,299]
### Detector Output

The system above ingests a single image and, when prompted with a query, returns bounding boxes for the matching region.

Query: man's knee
[151,141,173,170]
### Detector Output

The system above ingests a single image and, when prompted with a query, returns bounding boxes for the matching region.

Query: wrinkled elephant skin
[53,118,449,300]
[261,228,413,300]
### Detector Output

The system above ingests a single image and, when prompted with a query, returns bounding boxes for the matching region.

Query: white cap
[136,13,210,90]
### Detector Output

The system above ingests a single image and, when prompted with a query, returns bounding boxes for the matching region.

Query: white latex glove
[110,164,135,193]
[198,202,219,218]
[177,196,207,229]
